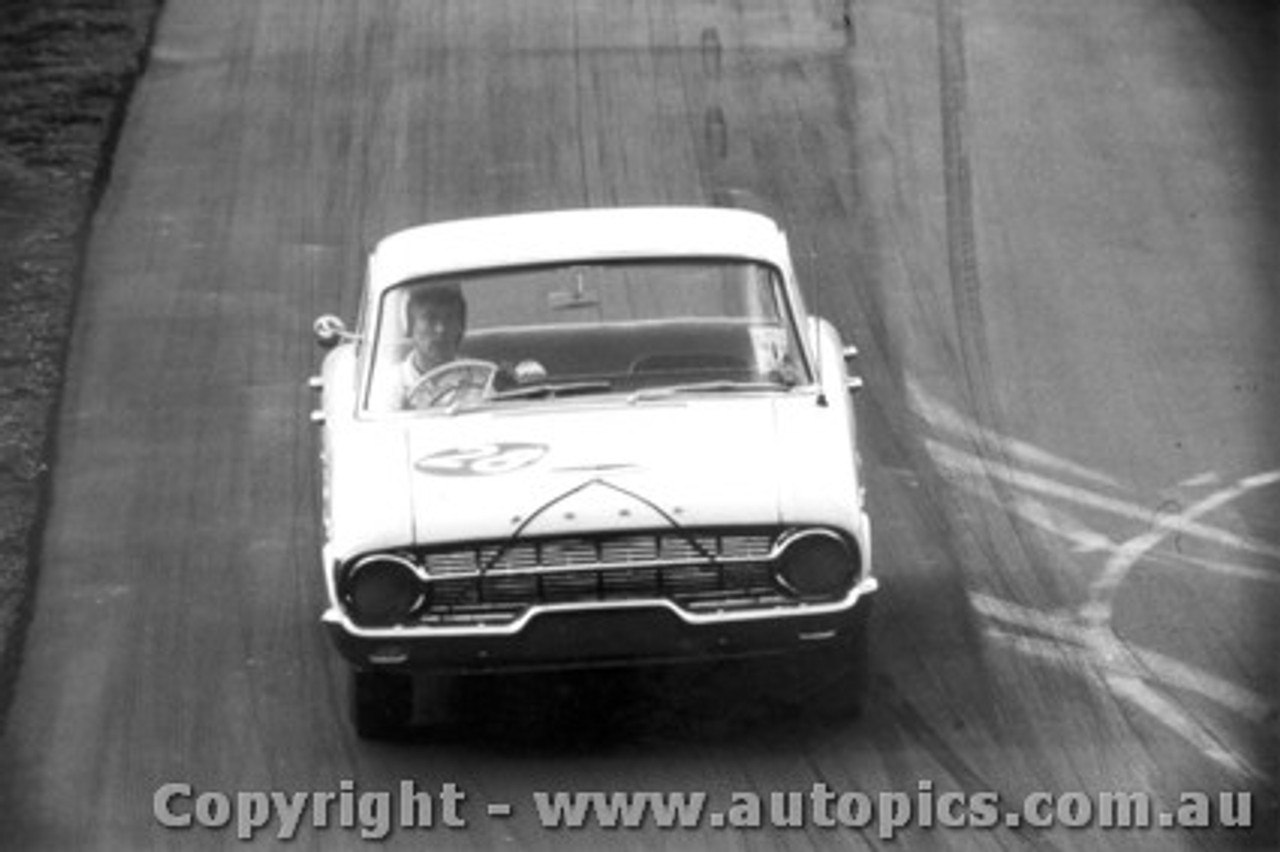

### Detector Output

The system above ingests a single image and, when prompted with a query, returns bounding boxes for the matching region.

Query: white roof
[367,206,790,294]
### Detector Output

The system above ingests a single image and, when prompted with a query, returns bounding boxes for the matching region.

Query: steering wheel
[405,359,499,409]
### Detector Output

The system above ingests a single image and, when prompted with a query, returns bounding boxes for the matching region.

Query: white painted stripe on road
[914,373,1280,780]
[1150,549,1280,586]
[984,627,1098,671]
[971,592,1089,644]
[1007,495,1114,554]
[1106,674,1268,783]
[985,628,1274,780]
[980,607,1276,726]
[964,475,1280,587]
[1125,642,1276,726]
[906,376,1125,489]
[1083,470,1280,625]
[927,439,1280,561]
[1179,471,1221,489]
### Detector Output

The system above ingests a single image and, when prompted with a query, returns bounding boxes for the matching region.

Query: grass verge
[0,0,165,730]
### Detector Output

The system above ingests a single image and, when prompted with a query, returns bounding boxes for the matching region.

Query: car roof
[367,206,791,295]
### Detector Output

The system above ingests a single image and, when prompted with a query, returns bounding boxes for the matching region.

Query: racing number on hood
[415,443,549,477]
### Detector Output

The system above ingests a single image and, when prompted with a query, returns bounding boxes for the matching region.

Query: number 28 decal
[415,443,548,477]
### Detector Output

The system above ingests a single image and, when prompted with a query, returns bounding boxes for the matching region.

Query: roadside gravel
[0,0,164,727]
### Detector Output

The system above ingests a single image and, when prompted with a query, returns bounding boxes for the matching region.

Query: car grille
[410,529,790,626]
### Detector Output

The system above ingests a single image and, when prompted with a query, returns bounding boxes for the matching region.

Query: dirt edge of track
[0,0,165,732]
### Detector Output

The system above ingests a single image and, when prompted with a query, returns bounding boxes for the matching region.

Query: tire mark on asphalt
[688,22,731,197]
[840,0,856,49]
[908,376,1126,491]
[932,0,1068,605]
[934,0,991,420]
[927,438,1280,560]
[879,676,1065,852]
[971,466,1280,782]
[568,0,593,207]
[704,105,729,160]
[700,26,722,79]
[1082,470,1280,627]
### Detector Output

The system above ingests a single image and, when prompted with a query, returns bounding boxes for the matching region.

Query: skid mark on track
[975,596,1275,727]
[878,677,1065,852]
[926,438,1280,561]
[567,1,593,206]
[1106,676,1267,781]
[703,106,729,160]
[1151,549,1280,586]
[1007,496,1114,554]
[1082,471,1280,626]
[977,491,1280,587]
[908,377,1124,491]
[932,0,1003,464]
[910,375,1280,783]
[984,623,1270,782]
[699,27,722,79]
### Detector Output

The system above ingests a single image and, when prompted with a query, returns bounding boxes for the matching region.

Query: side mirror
[313,314,351,349]
[843,345,864,393]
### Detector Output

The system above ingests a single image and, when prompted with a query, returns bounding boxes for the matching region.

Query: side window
[363,288,411,414]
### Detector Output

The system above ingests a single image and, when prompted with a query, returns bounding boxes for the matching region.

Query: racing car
[311,206,875,738]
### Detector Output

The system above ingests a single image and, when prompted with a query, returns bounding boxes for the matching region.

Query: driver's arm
[392,357,420,411]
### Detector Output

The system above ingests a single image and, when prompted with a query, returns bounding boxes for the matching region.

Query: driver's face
[408,300,464,371]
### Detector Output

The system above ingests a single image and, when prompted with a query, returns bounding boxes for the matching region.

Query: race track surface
[1,0,1276,849]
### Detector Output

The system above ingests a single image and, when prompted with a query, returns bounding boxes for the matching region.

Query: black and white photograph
[0,0,1276,848]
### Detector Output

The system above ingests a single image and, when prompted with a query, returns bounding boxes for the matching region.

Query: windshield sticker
[749,325,789,372]
[415,443,548,477]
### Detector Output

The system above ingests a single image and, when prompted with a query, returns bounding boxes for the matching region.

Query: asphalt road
[1,0,1276,849]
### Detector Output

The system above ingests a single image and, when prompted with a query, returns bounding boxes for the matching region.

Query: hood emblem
[415,442,548,477]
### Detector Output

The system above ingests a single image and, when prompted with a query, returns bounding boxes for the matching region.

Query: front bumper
[322,576,877,674]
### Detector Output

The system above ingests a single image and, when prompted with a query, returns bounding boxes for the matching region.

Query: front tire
[813,620,871,718]
[350,670,413,740]
[783,616,872,721]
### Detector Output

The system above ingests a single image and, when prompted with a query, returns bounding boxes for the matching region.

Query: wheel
[813,621,871,718]
[783,618,872,721]
[405,359,498,408]
[349,669,414,740]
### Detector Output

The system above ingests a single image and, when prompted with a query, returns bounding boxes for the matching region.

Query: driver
[393,283,534,409]
[399,283,472,409]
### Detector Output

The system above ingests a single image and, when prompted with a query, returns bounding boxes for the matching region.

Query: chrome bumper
[322,576,877,673]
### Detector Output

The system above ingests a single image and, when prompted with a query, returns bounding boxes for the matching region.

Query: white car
[312,207,876,738]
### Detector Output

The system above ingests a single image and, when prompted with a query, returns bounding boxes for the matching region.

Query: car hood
[328,396,857,556]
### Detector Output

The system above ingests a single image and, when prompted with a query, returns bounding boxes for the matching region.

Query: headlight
[775,529,858,599]
[341,554,424,627]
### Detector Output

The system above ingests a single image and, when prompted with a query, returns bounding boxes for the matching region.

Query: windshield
[362,259,811,415]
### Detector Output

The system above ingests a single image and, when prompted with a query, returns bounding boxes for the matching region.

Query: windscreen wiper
[628,379,793,402]
[488,380,614,401]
